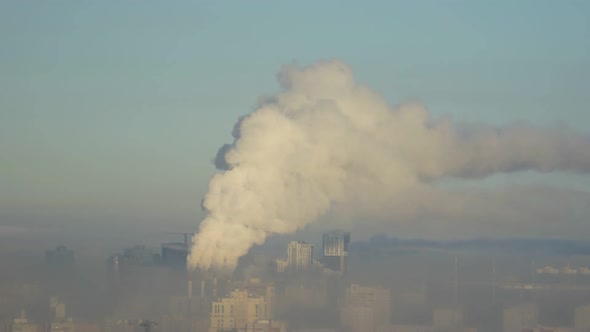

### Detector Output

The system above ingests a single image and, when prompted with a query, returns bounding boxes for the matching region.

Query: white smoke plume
[188,59,590,272]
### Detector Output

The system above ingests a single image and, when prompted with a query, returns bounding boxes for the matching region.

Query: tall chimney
[213,277,218,299]
[187,279,193,299]
[200,280,205,298]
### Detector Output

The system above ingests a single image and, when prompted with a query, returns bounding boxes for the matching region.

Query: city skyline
[3,2,590,331]
[8,229,590,332]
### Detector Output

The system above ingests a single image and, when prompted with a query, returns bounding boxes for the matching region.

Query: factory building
[161,233,193,268]
[122,246,159,266]
[161,243,189,268]
[107,246,161,278]
[287,241,314,271]
[322,230,350,274]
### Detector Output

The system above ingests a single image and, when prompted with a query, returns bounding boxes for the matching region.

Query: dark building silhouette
[322,230,350,274]
[45,245,75,267]
[161,242,189,268]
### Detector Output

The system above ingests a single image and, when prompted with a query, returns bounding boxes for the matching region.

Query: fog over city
[1,1,589,332]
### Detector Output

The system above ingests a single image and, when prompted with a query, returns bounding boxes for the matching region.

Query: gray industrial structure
[161,233,193,268]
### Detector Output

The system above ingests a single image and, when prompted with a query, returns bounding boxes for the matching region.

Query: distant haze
[188,60,590,272]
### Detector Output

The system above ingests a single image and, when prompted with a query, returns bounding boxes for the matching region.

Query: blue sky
[1,0,589,236]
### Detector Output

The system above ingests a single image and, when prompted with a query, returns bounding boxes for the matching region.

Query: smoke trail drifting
[188,60,590,271]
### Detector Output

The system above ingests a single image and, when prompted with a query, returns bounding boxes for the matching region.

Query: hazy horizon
[2,1,589,247]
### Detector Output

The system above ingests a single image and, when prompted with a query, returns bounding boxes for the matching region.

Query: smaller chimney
[213,277,218,299]
[187,279,193,299]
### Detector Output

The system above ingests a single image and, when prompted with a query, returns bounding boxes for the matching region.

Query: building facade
[161,243,189,268]
[287,241,314,271]
[209,289,270,332]
[322,231,350,274]
[340,284,390,332]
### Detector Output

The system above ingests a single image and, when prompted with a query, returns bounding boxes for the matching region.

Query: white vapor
[188,60,590,272]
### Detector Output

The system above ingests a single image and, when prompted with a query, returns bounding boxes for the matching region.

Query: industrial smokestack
[187,279,192,299]
[188,60,590,272]
[213,277,218,299]
[200,280,205,298]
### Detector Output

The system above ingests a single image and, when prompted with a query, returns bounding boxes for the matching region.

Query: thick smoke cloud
[188,60,590,272]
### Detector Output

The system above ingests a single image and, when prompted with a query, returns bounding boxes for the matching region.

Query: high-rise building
[287,241,314,271]
[322,230,350,274]
[340,284,391,332]
[209,289,270,332]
